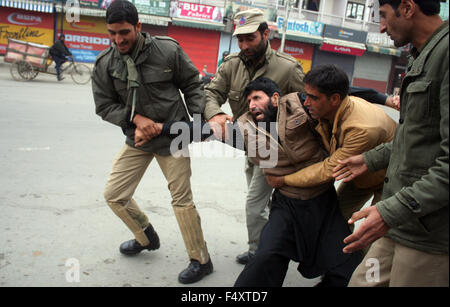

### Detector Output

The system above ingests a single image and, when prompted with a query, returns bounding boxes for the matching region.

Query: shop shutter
[168,25,220,75]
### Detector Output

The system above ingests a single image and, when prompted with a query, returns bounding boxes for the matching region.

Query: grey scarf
[111,32,145,122]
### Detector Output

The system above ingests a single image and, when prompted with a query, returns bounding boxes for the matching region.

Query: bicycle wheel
[70,63,91,84]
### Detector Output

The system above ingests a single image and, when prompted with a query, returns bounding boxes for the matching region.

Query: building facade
[2,0,446,94]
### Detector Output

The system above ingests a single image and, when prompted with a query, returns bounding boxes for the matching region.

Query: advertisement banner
[0,7,54,54]
[57,14,110,63]
[276,17,323,37]
[171,1,224,23]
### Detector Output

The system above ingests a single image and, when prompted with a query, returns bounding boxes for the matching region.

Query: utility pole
[53,0,57,42]
[280,0,293,53]
[224,0,235,53]
[60,0,65,38]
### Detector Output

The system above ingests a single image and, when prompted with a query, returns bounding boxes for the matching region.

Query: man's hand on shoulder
[332,155,368,182]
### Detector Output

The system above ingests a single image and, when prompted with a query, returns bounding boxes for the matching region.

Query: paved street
[0,61,398,287]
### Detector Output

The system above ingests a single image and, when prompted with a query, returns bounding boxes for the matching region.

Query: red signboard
[270,38,314,72]
[0,7,54,54]
[271,39,314,60]
[0,8,53,29]
[320,42,365,56]
[174,1,224,22]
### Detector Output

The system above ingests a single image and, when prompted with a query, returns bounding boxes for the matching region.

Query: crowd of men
[92,0,448,287]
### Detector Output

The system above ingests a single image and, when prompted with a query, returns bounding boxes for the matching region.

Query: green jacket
[363,21,449,254]
[204,42,305,120]
[92,32,205,155]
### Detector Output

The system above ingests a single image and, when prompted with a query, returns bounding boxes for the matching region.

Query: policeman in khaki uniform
[92,0,212,284]
[204,8,305,264]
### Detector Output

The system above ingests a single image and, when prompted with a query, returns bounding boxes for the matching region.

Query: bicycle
[58,57,92,84]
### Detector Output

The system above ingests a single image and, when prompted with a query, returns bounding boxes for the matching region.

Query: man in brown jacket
[267,64,397,225]
[158,77,361,286]
[204,8,305,264]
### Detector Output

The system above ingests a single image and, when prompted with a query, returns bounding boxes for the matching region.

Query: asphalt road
[0,61,398,288]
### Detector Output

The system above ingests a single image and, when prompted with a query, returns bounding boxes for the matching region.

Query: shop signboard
[323,24,367,44]
[57,14,110,63]
[0,7,54,54]
[134,0,170,16]
[320,42,365,56]
[276,16,323,37]
[271,38,314,72]
[171,1,224,23]
[283,42,314,72]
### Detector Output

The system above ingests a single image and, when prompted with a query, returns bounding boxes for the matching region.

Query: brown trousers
[349,237,449,287]
[104,144,209,264]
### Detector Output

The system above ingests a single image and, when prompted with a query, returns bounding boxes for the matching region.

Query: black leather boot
[178,258,213,284]
[119,224,160,255]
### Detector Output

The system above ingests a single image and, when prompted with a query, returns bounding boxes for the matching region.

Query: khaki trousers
[349,237,449,287]
[104,144,209,264]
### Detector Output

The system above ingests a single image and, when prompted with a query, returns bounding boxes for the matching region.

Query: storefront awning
[324,38,366,50]
[171,17,224,31]
[0,0,53,13]
[285,32,323,45]
[366,44,402,57]
[321,38,366,56]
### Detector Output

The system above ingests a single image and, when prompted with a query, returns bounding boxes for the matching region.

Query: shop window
[346,2,365,20]
[278,0,320,11]
[303,0,320,11]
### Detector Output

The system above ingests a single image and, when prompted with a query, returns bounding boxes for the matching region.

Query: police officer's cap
[233,9,266,36]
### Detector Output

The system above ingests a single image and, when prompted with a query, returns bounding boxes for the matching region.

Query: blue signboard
[276,16,323,37]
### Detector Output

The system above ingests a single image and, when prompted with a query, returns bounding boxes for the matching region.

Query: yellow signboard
[297,59,312,73]
[57,14,108,35]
